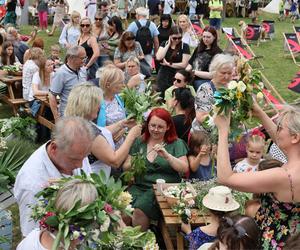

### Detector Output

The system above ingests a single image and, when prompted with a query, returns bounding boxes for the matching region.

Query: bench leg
[159,220,174,250]
[176,232,184,250]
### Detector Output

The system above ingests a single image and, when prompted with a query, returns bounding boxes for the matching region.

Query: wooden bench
[153,184,207,250]
[0,75,28,115]
[34,95,55,130]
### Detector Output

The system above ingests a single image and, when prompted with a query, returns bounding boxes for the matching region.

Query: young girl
[181,186,240,250]
[208,214,260,250]
[188,131,216,181]
[0,41,19,67]
[233,130,265,173]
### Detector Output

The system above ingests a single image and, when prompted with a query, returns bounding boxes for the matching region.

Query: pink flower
[39,212,56,229]
[104,203,113,214]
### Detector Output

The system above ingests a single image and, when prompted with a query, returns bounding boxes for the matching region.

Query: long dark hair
[196,26,220,55]
[169,26,183,64]
[172,87,195,126]
[1,41,16,66]
[108,16,124,37]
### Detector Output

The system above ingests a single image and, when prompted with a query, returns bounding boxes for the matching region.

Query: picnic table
[0,75,27,115]
[34,95,55,130]
[153,184,207,250]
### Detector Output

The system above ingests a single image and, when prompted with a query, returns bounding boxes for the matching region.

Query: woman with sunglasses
[164,69,196,110]
[93,11,110,67]
[186,26,222,91]
[59,11,81,49]
[215,103,300,249]
[78,17,100,80]
[156,26,191,99]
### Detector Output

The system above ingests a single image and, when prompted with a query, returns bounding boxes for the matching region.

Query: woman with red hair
[123,107,189,231]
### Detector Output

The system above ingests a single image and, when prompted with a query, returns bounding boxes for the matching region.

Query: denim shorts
[209,18,221,30]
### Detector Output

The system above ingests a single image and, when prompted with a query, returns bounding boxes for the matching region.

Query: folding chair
[245,24,261,46]
[283,33,300,66]
[190,19,203,36]
[293,26,300,40]
[262,20,275,40]
[288,70,300,93]
[229,36,264,69]
[222,27,239,54]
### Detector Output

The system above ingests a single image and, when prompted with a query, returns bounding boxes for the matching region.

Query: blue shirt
[127,19,160,38]
[184,227,216,250]
[189,159,216,181]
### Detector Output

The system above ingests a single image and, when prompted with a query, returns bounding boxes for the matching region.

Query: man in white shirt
[14,117,96,236]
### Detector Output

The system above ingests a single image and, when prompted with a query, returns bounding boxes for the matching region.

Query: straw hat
[202,186,240,212]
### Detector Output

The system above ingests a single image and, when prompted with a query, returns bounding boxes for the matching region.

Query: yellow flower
[256,92,264,100]
[118,191,132,207]
[236,91,243,99]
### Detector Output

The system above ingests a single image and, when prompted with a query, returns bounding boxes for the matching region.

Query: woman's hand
[123,118,136,129]
[214,113,231,132]
[181,222,192,234]
[153,144,169,159]
[251,99,264,118]
[160,59,170,67]
[127,124,142,139]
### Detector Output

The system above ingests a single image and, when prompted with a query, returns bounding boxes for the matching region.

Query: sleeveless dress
[79,38,98,79]
[255,168,300,250]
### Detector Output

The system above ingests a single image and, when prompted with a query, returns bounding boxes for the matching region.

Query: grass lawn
[2,12,300,247]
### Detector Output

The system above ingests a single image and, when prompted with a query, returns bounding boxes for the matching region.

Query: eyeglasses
[173,78,182,83]
[125,37,135,41]
[80,24,90,28]
[78,56,88,62]
[172,36,182,41]
[95,18,103,21]
[149,123,167,131]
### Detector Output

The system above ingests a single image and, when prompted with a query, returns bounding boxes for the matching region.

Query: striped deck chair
[283,33,300,66]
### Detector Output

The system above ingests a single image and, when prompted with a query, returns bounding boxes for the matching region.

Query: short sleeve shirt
[114,42,143,62]
[127,19,160,38]
[161,41,190,63]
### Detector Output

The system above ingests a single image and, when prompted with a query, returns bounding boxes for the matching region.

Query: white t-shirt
[32,71,53,93]
[233,158,262,173]
[17,229,47,250]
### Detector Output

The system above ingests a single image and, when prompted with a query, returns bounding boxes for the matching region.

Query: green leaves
[121,152,147,183]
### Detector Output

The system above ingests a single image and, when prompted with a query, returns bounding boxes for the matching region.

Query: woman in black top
[156,26,191,99]
[158,14,173,45]
[78,17,100,79]
[186,26,222,91]
[171,87,195,144]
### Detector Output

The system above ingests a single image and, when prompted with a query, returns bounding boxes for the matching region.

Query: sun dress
[255,168,300,250]
[128,137,188,220]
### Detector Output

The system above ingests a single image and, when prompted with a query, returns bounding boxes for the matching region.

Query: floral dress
[255,169,300,249]
[184,227,216,250]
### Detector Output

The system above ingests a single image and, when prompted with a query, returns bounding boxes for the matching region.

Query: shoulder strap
[135,20,142,29]
[282,168,295,202]
[146,20,151,28]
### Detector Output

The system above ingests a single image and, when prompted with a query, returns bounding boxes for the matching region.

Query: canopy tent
[67,0,86,17]
[261,0,279,14]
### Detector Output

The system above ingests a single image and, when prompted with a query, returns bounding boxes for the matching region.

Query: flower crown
[31,171,157,250]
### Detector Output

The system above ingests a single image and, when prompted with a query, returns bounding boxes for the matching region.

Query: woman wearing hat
[181,186,240,250]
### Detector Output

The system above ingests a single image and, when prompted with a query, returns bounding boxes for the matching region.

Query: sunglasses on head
[173,78,182,83]
[95,18,103,21]
[80,24,90,28]
[172,36,182,41]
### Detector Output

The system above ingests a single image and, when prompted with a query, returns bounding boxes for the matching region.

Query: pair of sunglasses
[172,36,182,41]
[95,18,103,21]
[173,78,182,83]
[80,24,90,28]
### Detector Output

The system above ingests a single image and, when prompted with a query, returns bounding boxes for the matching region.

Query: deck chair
[283,33,300,66]
[288,70,300,93]
[245,24,261,46]
[293,26,300,40]
[190,19,203,36]
[262,20,275,40]
[229,36,264,68]
[262,88,284,110]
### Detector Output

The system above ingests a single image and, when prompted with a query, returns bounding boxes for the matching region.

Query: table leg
[159,220,174,250]
[176,231,184,250]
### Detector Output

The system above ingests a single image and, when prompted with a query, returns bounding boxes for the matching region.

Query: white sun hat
[202,186,240,212]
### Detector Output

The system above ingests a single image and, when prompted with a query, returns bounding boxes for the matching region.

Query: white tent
[261,0,280,14]
[67,0,86,17]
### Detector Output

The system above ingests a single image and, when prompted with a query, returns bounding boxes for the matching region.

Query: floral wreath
[31,171,157,250]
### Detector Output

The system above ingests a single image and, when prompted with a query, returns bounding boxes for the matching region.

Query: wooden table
[154,184,207,250]
[34,95,55,130]
[0,75,27,115]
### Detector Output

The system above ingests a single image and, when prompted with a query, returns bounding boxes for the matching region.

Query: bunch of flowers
[31,171,156,250]
[204,58,264,141]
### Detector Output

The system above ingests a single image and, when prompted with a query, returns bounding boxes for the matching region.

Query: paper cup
[156,179,166,194]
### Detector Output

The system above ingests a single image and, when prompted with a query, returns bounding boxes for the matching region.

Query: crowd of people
[0,0,298,249]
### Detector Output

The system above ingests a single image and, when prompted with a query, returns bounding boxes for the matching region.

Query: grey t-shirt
[50,64,87,116]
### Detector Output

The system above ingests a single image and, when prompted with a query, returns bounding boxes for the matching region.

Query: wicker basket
[8,70,22,76]
[163,183,197,207]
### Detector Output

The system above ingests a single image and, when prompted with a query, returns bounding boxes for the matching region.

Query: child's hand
[181,222,192,234]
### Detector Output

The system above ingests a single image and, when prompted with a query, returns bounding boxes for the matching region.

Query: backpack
[135,20,153,55]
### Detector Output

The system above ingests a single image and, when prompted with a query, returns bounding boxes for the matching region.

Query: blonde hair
[55,179,98,212]
[80,17,93,35]
[99,65,124,92]
[51,44,61,52]
[70,10,81,27]
[247,135,265,148]
[126,56,140,68]
[64,82,103,119]
[277,106,300,135]
[209,54,235,77]
[177,15,191,29]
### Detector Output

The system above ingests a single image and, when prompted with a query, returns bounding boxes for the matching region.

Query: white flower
[237,81,247,92]
[100,216,111,232]
[125,204,134,213]
[72,230,80,240]
[258,82,264,89]
[118,191,132,207]
[185,208,191,218]
[256,92,264,100]
[228,81,238,90]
